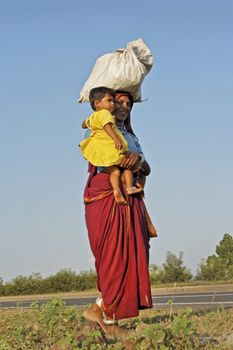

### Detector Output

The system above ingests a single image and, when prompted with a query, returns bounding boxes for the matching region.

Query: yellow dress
[79,109,128,167]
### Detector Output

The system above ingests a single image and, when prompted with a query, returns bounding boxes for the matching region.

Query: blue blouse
[84,124,143,154]
[117,125,143,154]
[83,124,144,171]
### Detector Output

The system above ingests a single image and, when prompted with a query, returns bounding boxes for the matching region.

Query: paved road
[1,291,233,309]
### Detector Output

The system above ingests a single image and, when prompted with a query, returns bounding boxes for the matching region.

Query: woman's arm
[120,152,151,176]
[120,151,140,168]
[137,159,151,176]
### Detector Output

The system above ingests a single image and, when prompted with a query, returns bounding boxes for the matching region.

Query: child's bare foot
[126,186,143,195]
[113,190,127,205]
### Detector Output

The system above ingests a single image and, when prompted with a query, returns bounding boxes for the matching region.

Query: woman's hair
[124,113,135,135]
[89,86,115,110]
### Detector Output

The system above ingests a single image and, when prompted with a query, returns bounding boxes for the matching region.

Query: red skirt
[84,165,153,320]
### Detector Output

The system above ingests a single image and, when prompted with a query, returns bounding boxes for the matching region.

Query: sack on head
[78,38,154,103]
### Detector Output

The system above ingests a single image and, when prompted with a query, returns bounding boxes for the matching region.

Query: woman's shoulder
[120,126,143,153]
[120,126,138,140]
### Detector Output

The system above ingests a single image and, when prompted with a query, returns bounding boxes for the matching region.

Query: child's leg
[107,166,126,204]
[124,169,143,195]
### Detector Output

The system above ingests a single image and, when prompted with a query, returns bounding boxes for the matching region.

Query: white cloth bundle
[78,38,154,103]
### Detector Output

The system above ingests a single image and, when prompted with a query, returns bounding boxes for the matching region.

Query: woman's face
[114,95,131,122]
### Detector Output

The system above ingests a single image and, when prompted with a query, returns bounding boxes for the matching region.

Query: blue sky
[0,0,232,281]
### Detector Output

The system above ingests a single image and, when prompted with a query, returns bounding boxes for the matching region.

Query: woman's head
[114,91,133,111]
[114,91,134,134]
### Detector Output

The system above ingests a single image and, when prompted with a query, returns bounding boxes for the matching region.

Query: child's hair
[89,86,115,110]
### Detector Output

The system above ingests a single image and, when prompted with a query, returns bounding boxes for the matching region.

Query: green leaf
[154,329,166,342]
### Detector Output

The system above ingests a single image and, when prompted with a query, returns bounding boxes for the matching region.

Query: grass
[1,299,233,349]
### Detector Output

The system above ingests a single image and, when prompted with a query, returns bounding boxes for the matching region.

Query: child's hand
[113,136,124,150]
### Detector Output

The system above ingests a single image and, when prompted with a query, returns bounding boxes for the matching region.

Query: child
[79,86,143,204]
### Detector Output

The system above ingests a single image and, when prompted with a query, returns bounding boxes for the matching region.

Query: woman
[83,91,155,336]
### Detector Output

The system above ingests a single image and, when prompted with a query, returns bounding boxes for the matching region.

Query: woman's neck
[115,120,125,128]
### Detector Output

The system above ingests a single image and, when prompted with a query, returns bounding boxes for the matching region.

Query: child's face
[94,94,115,112]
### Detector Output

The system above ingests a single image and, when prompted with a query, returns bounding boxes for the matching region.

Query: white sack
[78,38,154,103]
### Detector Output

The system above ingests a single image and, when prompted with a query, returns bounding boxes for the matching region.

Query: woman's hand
[121,152,151,175]
[120,152,140,169]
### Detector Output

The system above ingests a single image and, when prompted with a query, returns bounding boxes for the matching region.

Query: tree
[158,252,192,283]
[149,264,160,284]
[196,233,233,280]
[0,277,4,296]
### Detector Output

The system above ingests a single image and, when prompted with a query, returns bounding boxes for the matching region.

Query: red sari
[84,164,153,320]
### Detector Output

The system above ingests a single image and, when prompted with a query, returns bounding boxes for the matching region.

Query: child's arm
[104,123,123,150]
[81,119,88,129]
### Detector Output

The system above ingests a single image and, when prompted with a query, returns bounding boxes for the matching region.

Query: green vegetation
[0,270,97,297]
[0,233,233,297]
[0,298,233,349]
[150,251,192,284]
[196,234,233,281]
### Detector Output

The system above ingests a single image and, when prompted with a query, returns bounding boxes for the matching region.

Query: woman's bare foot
[83,303,108,335]
[113,189,127,205]
[126,186,143,195]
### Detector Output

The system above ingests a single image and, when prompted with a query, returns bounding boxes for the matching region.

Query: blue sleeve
[84,129,91,138]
